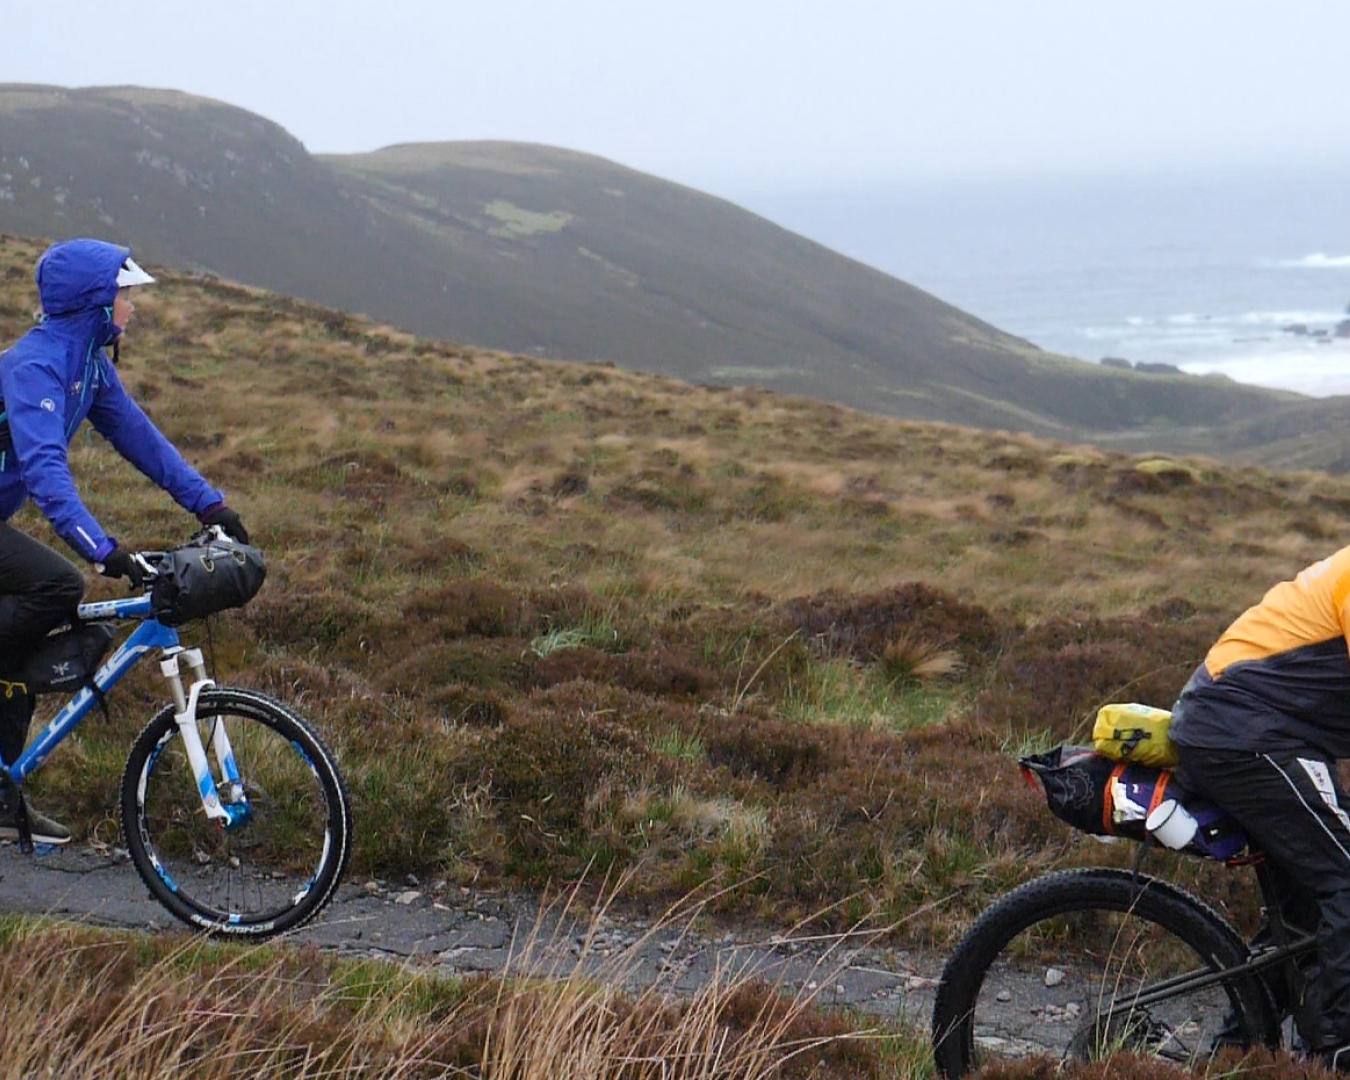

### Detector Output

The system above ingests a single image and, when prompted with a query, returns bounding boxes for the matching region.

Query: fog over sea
[738,166,1350,397]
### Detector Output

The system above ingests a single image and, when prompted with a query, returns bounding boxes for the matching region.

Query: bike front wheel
[121,687,353,938]
[931,867,1279,1078]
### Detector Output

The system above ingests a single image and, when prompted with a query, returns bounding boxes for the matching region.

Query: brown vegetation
[4,231,1349,1058]
[0,912,920,1078]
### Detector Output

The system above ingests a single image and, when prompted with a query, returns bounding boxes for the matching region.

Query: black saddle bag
[1020,744,1248,861]
[151,535,267,627]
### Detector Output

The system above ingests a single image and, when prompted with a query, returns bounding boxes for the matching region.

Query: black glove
[98,546,148,589]
[200,504,249,545]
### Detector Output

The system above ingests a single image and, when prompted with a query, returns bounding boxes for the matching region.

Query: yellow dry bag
[1092,702,1178,768]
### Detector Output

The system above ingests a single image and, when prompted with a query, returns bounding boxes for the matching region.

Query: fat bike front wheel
[121,687,352,938]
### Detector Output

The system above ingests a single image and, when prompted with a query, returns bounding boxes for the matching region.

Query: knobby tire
[931,867,1278,1078]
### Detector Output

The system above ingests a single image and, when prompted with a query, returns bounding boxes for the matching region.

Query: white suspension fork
[160,648,237,825]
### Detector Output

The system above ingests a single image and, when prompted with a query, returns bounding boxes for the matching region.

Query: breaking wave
[1275,253,1350,269]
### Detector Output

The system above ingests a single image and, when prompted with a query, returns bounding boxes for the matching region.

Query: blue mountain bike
[6,532,352,939]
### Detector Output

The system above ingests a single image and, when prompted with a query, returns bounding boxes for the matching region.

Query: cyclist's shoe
[1208,1008,1248,1054]
[0,795,71,846]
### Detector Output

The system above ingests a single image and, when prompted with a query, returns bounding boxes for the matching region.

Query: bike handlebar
[118,526,239,591]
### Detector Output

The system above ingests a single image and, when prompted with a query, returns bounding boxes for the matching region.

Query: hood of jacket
[33,238,134,352]
[36,238,131,319]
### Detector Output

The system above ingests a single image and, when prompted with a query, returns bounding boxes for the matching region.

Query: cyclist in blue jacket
[0,237,248,843]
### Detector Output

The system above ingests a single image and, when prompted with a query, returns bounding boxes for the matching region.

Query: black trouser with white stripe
[0,523,84,765]
[1177,745,1350,1050]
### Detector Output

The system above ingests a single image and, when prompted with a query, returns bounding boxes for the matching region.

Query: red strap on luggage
[1103,763,1128,835]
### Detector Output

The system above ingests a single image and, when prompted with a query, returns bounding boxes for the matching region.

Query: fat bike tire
[931,867,1278,1078]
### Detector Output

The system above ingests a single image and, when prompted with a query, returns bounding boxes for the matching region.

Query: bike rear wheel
[931,867,1278,1078]
[121,687,352,938]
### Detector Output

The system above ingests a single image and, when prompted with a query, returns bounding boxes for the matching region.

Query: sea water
[736,165,1350,397]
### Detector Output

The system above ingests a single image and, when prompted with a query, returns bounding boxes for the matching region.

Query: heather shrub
[711,979,886,1078]
[972,1045,1329,1080]
[704,712,832,788]
[424,681,512,728]
[779,583,1007,667]
[528,644,713,699]
[227,654,376,709]
[739,722,1061,935]
[972,612,1225,740]
[603,465,710,514]
[382,639,534,695]
[244,589,379,656]
[458,684,664,873]
[402,578,530,638]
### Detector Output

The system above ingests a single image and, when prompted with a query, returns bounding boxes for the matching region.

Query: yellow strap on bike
[1092,702,1178,768]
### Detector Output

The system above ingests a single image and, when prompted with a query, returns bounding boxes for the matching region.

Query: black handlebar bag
[151,536,267,627]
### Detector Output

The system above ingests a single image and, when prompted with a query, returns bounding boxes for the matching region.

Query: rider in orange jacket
[1173,545,1350,1067]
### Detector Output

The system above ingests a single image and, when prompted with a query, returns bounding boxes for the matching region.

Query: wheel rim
[134,709,338,929]
[963,904,1247,1069]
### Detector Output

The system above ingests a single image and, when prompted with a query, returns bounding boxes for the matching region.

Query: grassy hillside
[1,231,1345,958]
[3,83,1341,463]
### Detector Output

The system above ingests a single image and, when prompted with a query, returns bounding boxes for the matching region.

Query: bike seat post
[1253,854,1307,1037]
[1254,857,1293,946]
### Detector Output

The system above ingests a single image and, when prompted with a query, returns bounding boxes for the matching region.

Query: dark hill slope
[324,142,1306,435]
[0,85,426,332]
[0,82,1317,447]
[1095,392,1350,473]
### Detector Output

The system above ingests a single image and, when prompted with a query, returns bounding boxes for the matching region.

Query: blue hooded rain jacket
[0,238,223,561]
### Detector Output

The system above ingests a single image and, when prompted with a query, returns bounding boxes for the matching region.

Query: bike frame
[1097,929,1317,1014]
[5,593,243,828]
[1094,857,1318,1043]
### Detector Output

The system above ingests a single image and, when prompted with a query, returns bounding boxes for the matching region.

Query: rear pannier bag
[151,536,266,627]
[1020,745,1247,862]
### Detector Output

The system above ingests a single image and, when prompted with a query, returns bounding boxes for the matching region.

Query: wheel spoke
[122,689,350,937]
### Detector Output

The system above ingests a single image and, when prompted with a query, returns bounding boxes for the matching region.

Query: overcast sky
[6,0,1348,194]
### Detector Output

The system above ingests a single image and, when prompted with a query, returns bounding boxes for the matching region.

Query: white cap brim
[116,257,156,288]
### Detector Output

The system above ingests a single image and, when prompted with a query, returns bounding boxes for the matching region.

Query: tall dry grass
[0,886,916,1080]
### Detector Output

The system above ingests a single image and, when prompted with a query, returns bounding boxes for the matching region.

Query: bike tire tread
[120,686,353,939]
[931,867,1278,1078]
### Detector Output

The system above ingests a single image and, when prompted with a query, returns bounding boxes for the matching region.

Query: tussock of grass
[879,635,966,685]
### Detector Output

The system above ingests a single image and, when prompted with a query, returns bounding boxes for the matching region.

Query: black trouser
[1177,744,1350,1049]
[0,523,84,766]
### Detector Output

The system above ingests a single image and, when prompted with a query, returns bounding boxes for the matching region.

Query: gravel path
[0,841,945,1026]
